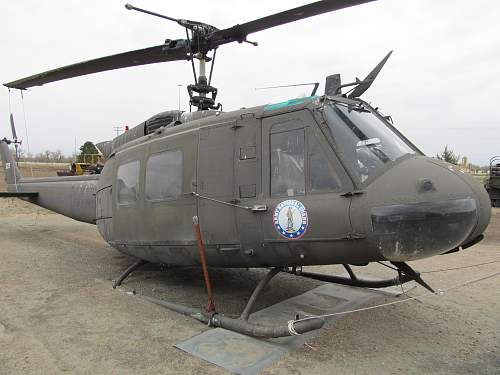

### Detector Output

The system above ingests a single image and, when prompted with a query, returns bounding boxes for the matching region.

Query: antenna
[113,126,122,138]
[255,82,320,96]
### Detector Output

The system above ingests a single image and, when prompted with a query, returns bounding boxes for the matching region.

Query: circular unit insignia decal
[273,199,309,239]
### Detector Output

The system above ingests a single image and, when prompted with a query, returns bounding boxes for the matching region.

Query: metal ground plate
[176,282,413,374]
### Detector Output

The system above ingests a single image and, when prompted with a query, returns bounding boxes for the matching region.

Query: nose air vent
[418,178,436,193]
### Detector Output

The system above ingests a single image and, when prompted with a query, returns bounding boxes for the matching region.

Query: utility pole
[177,84,183,111]
[113,126,122,138]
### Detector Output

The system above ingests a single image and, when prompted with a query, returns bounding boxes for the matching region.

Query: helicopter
[0,0,492,338]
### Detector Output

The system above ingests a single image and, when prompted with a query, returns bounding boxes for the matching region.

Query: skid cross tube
[112,259,148,289]
[240,267,280,321]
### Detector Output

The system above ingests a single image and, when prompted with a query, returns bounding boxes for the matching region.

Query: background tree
[436,145,460,165]
[78,141,99,163]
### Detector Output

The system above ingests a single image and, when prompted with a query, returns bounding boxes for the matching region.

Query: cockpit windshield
[323,101,416,183]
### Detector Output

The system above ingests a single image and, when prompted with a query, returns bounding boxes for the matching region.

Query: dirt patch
[0,198,499,374]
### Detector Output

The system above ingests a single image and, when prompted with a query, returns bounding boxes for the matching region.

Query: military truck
[485,156,500,207]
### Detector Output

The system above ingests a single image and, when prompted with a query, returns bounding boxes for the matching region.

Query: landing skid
[139,267,324,338]
[111,261,433,338]
[288,262,435,293]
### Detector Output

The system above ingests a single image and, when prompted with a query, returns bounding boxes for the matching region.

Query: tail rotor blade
[10,113,18,141]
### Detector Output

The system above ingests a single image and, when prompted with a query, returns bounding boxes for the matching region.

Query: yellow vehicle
[57,154,102,176]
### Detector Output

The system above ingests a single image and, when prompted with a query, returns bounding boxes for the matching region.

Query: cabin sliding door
[197,122,239,246]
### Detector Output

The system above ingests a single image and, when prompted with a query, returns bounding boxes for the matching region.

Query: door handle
[251,204,268,212]
[186,191,267,212]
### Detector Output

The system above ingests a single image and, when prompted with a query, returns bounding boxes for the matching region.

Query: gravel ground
[0,198,498,375]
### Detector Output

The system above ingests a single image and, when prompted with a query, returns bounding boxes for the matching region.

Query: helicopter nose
[353,156,491,262]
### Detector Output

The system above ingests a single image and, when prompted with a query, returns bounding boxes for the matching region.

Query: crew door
[261,110,354,244]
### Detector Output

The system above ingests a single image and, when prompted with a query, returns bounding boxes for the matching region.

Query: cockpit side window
[270,121,305,197]
[117,160,140,205]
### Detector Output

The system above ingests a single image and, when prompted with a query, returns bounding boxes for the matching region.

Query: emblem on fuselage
[273,199,309,239]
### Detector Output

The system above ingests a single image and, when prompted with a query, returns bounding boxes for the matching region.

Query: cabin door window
[145,150,183,201]
[116,160,140,205]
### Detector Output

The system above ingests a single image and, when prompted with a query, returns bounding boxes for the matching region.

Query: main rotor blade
[10,114,18,141]
[209,0,376,47]
[4,40,190,89]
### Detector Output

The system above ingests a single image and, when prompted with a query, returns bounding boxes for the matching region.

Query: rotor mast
[187,52,220,111]
[125,3,221,111]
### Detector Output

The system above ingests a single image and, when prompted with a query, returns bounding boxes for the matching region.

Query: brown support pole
[193,215,216,313]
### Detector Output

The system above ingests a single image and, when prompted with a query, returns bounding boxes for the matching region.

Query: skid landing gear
[111,259,434,338]
[112,259,148,289]
[141,267,324,338]
[288,262,434,292]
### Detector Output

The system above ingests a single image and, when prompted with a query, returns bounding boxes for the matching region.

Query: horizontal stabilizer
[0,192,38,198]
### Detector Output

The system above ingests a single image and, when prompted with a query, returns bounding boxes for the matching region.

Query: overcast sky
[1,0,499,165]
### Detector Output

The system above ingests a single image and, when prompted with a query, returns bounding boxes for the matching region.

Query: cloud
[1,0,498,165]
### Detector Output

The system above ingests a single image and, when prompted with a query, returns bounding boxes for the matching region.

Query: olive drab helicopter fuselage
[96,94,491,268]
[1,95,491,268]
[0,0,492,338]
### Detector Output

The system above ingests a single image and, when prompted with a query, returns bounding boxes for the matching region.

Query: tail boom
[1,139,98,224]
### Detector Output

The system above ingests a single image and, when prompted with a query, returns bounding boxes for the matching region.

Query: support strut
[112,259,148,289]
[240,268,280,321]
[391,262,435,293]
[193,215,216,313]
